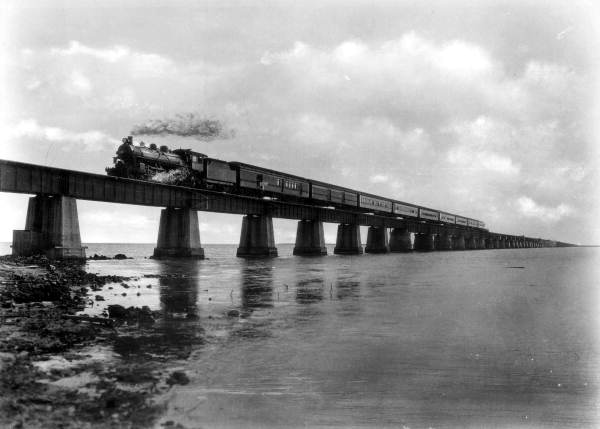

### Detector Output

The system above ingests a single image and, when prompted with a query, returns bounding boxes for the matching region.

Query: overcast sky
[1,0,599,245]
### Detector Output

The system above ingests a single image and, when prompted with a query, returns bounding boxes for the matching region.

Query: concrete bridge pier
[478,237,487,249]
[485,238,494,249]
[414,233,435,251]
[237,214,278,257]
[293,220,327,256]
[12,195,86,259]
[334,223,363,255]
[498,239,506,249]
[437,233,453,250]
[154,208,204,258]
[365,226,389,253]
[453,235,466,250]
[389,228,412,252]
[466,236,477,250]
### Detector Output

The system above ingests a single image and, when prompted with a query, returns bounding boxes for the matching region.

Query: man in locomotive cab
[116,136,133,156]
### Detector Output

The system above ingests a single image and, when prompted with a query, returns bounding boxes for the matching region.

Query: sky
[1,0,599,245]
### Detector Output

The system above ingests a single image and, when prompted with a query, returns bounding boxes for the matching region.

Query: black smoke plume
[131,113,234,140]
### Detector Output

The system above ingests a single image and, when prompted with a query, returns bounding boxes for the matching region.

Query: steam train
[106,136,487,230]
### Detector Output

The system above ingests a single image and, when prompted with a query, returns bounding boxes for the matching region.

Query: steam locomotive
[106,136,487,229]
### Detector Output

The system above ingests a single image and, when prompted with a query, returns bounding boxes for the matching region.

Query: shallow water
[3,243,600,428]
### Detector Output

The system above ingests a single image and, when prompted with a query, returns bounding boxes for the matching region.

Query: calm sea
[1,243,599,428]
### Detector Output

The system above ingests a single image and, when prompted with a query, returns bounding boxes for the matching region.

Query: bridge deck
[0,159,544,241]
[0,159,428,231]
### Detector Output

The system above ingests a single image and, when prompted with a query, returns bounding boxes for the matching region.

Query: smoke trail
[131,113,235,140]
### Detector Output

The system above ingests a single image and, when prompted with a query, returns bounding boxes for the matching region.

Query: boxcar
[419,208,439,221]
[359,194,392,213]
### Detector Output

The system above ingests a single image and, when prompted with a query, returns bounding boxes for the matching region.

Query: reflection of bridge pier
[240,262,274,310]
[157,260,200,319]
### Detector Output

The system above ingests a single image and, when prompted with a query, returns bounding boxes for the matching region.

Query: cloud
[50,40,175,77]
[64,70,92,96]
[9,119,119,151]
[369,174,388,184]
[5,26,594,243]
[517,196,573,222]
[51,41,129,63]
[556,26,574,40]
[447,147,520,175]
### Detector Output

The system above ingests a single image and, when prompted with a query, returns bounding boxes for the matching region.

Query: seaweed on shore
[0,255,188,428]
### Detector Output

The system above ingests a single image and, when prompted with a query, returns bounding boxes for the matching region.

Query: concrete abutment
[237,214,278,257]
[334,224,363,255]
[154,208,204,258]
[453,235,466,250]
[437,234,453,250]
[413,233,435,251]
[293,220,327,256]
[365,226,389,253]
[389,228,412,252]
[12,195,86,259]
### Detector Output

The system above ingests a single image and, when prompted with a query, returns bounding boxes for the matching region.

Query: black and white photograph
[0,0,598,427]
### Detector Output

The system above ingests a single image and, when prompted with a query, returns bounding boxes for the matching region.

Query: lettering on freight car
[393,203,418,217]
[419,208,439,221]
[359,195,392,212]
[455,216,468,226]
[440,213,456,223]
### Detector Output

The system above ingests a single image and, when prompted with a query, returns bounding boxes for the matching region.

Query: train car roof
[228,161,484,226]
[229,161,312,183]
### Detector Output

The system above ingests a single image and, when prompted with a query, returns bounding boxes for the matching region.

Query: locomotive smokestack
[130,113,234,141]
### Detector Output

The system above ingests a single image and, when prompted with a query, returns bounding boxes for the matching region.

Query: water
[2,243,599,428]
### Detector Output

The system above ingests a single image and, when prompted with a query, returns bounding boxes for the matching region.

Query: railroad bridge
[0,160,569,259]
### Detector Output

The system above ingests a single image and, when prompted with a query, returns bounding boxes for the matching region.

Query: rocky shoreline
[0,255,196,429]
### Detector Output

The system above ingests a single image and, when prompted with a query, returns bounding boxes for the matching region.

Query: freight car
[106,136,488,230]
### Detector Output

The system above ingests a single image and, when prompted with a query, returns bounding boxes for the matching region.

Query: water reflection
[112,259,204,359]
[158,260,200,319]
[336,279,361,300]
[295,278,324,304]
[240,261,274,310]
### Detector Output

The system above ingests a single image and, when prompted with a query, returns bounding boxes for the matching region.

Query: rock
[88,254,110,260]
[166,371,190,386]
[227,309,240,318]
[113,254,129,260]
[107,304,128,319]
[95,295,105,301]
[107,305,155,324]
